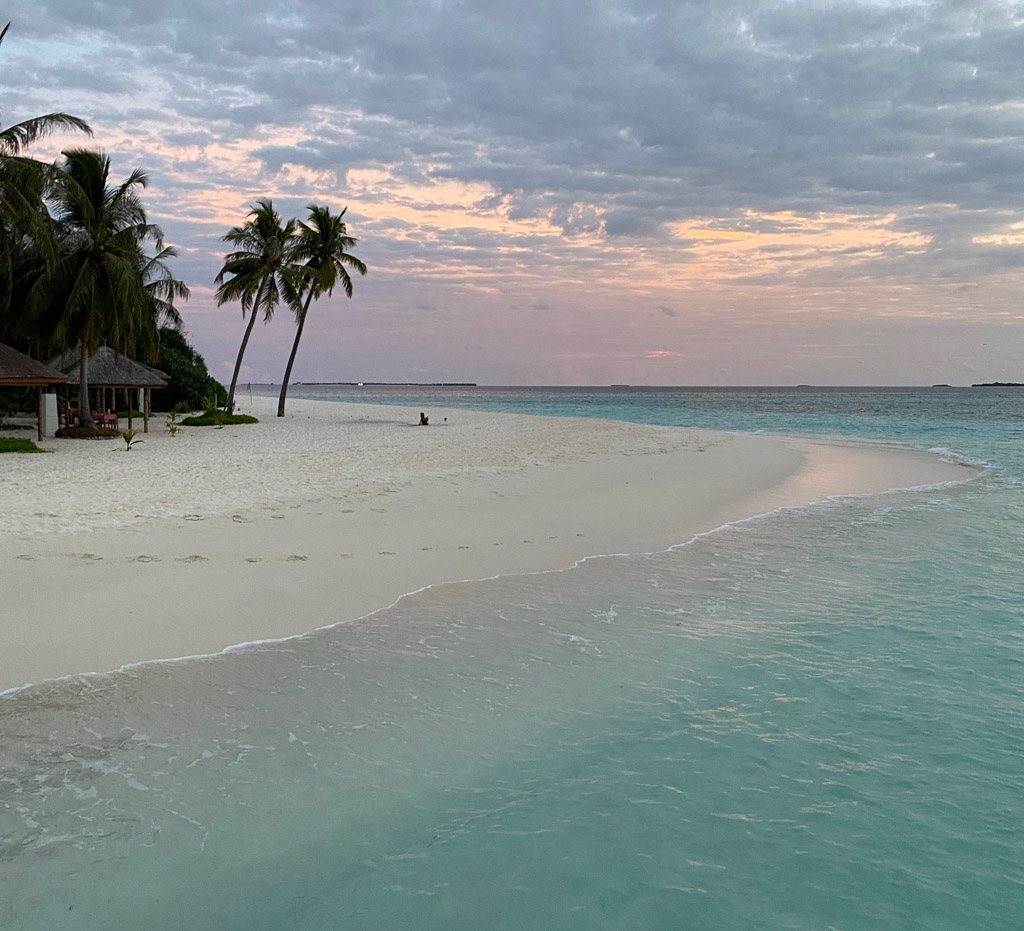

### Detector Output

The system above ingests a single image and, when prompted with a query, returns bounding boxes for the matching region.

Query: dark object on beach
[55,425,121,439]
[419,412,429,425]
[180,412,259,426]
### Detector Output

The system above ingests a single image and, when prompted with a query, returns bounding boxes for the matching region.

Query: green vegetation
[0,23,93,353]
[1,24,187,434]
[0,387,32,417]
[216,201,365,416]
[277,205,366,417]
[0,436,47,453]
[2,24,365,423]
[215,200,298,414]
[122,428,143,450]
[30,149,188,428]
[180,411,258,426]
[153,326,225,412]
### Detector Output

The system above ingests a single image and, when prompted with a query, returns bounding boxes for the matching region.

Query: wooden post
[144,388,150,433]
[127,387,134,432]
[35,386,43,441]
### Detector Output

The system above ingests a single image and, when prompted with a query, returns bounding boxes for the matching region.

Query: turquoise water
[3,387,1022,929]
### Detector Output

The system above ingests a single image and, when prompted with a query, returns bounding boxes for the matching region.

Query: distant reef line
[262,382,479,387]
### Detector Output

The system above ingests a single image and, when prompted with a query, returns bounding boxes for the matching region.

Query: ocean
[2,386,1021,929]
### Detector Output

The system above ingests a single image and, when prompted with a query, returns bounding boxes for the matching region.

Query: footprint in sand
[458,545,470,550]
[370,507,387,514]
[183,514,203,521]
[377,551,396,556]
[133,555,160,563]
[420,547,433,551]
[576,533,585,537]
[339,553,353,559]
[271,514,285,520]
[285,555,308,562]
[16,554,36,560]
[180,555,208,563]
[75,553,103,560]
[246,557,262,563]
[340,509,355,514]
[492,542,503,546]
[231,515,251,523]
[523,540,534,544]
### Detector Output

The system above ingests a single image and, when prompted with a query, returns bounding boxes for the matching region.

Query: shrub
[0,387,31,418]
[153,327,227,412]
[180,412,258,426]
[0,437,47,453]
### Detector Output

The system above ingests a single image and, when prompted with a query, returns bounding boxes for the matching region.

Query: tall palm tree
[277,205,366,417]
[29,148,184,428]
[215,199,298,413]
[126,244,188,353]
[0,22,92,343]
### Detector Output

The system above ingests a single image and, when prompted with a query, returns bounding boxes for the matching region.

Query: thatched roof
[49,345,168,389]
[0,342,68,385]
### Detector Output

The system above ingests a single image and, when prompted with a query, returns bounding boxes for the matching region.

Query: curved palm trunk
[77,343,95,429]
[226,278,267,413]
[277,292,314,417]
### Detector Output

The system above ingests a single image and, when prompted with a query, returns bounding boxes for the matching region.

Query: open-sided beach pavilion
[49,345,167,432]
[0,342,68,440]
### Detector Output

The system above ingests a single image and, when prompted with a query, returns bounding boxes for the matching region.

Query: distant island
[972,382,1024,387]
[294,382,478,387]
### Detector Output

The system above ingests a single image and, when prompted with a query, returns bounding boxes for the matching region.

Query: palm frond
[0,114,92,156]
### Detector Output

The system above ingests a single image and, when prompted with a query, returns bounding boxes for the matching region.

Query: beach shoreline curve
[0,398,978,693]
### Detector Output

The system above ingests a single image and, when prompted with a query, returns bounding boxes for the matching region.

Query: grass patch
[55,426,122,439]
[181,412,259,426]
[0,436,48,453]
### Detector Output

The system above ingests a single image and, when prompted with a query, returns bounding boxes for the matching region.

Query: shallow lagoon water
[3,388,1022,929]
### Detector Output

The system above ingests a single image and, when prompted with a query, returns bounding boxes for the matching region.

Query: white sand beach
[0,398,974,693]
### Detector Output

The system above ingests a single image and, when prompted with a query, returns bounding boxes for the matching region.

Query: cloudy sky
[5,0,1024,385]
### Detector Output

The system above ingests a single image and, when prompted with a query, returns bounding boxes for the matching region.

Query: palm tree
[215,199,298,413]
[29,148,184,428]
[277,205,366,416]
[0,22,92,343]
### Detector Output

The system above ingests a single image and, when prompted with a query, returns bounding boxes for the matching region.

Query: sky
[4,0,1024,386]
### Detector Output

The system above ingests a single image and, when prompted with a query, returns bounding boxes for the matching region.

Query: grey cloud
[12,0,1024,286]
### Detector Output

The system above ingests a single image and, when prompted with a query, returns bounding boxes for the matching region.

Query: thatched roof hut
[0,342,68,385]
[49,345,168,389]
[50,345,167,432]
[0,342,67,440]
